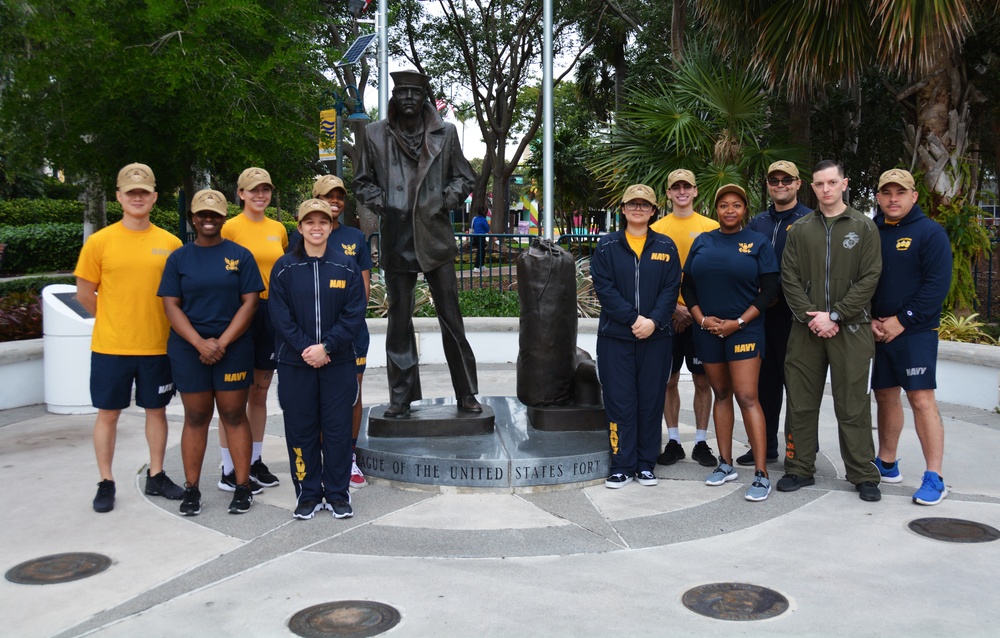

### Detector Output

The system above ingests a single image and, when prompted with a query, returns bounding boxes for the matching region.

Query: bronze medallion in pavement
[909,517,1000,543]
[683,582,789,621]
[5,552,111,585]
[289,600,401,638]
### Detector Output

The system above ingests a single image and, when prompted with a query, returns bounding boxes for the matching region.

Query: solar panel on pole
[338,34,377,67]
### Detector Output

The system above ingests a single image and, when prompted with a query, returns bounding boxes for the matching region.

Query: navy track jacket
[269,248,367,367]
[591,229,681,341]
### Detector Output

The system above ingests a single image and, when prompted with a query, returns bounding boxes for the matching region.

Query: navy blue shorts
[167,333,254,394]
[872,330,938,391]
[90,353,175,410]
[251,299,277,371]
[670,326,705,376]
[354,326,370,375]
[692,318,765,364]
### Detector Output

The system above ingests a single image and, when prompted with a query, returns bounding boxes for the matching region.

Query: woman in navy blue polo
[159,189,264,516]
[591,184,681,489]
[269,199,367,520]
[683,184,779,501]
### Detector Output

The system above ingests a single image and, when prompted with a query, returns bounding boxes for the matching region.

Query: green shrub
[0,199,84,225]
[0,275,76,296]
[0,224,83,274]
[457,287,520,317]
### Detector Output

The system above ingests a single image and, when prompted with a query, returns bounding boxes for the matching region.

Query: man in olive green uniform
[777,160,883,501]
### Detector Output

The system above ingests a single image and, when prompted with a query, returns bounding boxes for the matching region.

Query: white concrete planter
[3,324,998,411]
[936,340,1000,411]
[0,339,44,410]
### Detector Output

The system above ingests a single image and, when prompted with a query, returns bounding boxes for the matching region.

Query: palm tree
[696,0,987,207]
[590,50,806,213]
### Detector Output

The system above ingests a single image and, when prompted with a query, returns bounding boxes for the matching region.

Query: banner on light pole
[319,109,337,161]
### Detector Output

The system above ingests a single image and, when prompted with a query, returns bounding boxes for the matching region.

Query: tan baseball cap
[667,169,697,189]
[714,183,748,206]
[190,189,228,216]
[238,167,273,191]
[297,198,334,221]
[313,174,347,198]
[622,184,657,206]
[767,160,799,178]
[878,168,916,191]
[116,163,156,193]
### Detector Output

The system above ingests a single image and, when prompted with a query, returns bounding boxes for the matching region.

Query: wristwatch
[736,318,745,330]
[322,342,331,354]
[829,311,841,323]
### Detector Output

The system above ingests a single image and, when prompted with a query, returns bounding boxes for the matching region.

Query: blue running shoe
[745,470,771,502]
[913,471,947,506]
[874,457,902,483]
[705,458,738,486]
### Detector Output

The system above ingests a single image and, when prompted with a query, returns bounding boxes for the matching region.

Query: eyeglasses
[623,202,653,212]
[767,176,797,186]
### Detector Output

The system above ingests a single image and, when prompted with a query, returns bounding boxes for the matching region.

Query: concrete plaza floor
[2,363,999,637]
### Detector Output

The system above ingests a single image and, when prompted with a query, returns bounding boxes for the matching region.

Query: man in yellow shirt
[649,169,718,467]
[75,163,184,513]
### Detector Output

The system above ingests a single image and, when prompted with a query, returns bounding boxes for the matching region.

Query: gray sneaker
[745,470,771,502]
[705,458,738,486]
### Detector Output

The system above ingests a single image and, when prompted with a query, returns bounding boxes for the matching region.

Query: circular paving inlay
[683,583,789,621]
[288,601,401,638]
[5,552,111,585]
[908,518,1000,543]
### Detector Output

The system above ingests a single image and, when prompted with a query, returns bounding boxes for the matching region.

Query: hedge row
[0,275,76,296]
[0,224,83,274]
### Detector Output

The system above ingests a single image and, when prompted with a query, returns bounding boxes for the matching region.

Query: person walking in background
[591,184,680,489]
[158,189,264,516]
[738,161,811,467]
[650,169,717,468]
[682,184,779,501]
[217,167,288,493]
[270,199,367,519]
[471,206,490,273]
[75,163,184,513]
[778,160,883,502]
[871,169,952,505]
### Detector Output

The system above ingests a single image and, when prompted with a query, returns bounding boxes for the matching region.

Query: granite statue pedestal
[358,396,609,489]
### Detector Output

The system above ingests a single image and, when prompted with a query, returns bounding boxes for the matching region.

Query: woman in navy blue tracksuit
[591,184,681,489]
[269,199,367,520]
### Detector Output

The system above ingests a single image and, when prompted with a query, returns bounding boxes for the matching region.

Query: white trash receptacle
[43,284,96,414]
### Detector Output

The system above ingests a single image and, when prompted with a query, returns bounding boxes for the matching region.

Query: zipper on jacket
[312,261,322,343]
[824,218,834,312]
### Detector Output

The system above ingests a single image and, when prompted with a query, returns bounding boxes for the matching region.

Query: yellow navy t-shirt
[221,214,288,299]
[650,212,719,304]
[74,222,182,355]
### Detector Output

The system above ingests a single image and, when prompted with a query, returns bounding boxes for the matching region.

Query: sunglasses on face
[767,176,797,186]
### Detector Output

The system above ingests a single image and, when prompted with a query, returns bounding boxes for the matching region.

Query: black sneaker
[228,484,253,514]
[293,500,325,520]
[93,479,116,513]
[856,481,882,502]
[145,470,185,500]
[656,440,685,465]
[691,441,717,467]
[736,450,780,466]
[775,474,815,492]
[330,499,354,519]
[217,470,263,494]
[180,485,202,516]
[250,459,280,487]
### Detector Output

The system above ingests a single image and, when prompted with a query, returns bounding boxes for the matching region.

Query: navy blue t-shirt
[157,239,265,338]
[684,228,779,318]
